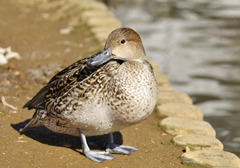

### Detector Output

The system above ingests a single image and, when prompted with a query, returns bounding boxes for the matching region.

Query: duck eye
[120,39,125,44]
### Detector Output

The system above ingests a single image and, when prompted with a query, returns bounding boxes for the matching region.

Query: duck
[20,27,158,162]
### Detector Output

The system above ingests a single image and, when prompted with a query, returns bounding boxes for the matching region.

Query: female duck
[21,28,158,162]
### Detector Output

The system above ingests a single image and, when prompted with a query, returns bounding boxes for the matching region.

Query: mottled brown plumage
[21,28,158,162]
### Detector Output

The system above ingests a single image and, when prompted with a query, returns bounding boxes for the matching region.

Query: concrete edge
[19,0,240,167]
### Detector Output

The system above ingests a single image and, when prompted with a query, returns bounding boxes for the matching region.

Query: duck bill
[87,47,113,66]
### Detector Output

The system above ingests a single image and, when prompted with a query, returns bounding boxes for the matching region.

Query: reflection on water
[105,0,240,156]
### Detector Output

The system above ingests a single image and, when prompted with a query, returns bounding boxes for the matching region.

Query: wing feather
[23,57,100,110]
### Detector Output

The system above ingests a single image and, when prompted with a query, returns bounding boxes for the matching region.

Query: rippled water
[105,0,240,156]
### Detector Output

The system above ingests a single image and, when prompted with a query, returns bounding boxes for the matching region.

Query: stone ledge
[157,91,193,105]
[160,117,216,137]
[157,103,203,120]
[158,83,174,92]
[148,60,169,85]
[181,150,240,168]
[173,134,223,150]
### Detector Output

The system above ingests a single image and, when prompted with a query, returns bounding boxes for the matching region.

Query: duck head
[87,28,146,66]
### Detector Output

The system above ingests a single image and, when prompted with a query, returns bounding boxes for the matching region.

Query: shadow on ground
[11,120,123,155]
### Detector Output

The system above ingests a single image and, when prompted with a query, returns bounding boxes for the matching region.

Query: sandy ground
[0,1,189,167]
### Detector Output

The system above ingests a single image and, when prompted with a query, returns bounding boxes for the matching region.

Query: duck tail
[20,109,46,133]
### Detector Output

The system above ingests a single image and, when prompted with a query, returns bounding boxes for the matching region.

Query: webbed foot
[84,151,116,163]
[106,143,138,155]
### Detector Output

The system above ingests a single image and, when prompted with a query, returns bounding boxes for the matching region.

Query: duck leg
[106,133,138,155]
[78,129,115,162]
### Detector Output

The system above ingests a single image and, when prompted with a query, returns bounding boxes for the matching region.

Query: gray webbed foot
[79,129,115,162]
[106,133,138,155]
[84,151,116,163]
[106,143,138,155]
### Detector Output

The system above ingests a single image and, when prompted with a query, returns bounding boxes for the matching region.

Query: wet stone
[157,103,203,120]
[181,150,240,168]
[173,134,223,150]
[160,118,216,137]
[157,91,192,105]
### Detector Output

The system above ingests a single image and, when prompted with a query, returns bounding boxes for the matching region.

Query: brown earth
[0,1,190,167]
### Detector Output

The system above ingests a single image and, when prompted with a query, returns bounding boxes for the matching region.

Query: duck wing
[23,56,100,110]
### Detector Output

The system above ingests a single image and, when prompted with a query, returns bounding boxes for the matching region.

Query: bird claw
[84,151,116,163]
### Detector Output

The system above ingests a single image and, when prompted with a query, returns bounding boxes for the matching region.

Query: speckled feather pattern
[29,60,157,136]
[22,28,158,137]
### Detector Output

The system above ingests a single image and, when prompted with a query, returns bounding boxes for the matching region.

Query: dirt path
[0,1,189,167]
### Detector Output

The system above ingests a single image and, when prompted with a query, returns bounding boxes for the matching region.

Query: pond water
[105,0,240,156]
